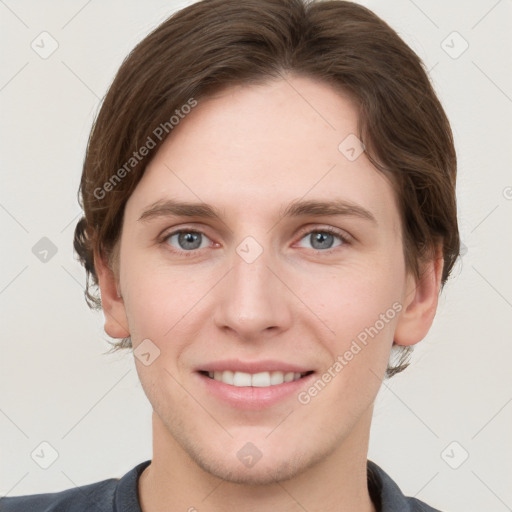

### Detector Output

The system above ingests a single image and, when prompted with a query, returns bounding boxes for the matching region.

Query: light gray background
[1,1,511,511]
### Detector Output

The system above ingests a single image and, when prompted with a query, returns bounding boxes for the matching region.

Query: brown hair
[73,0,459,377]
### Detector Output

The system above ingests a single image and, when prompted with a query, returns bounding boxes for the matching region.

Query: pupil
[179,232,201,250]
[312,232,333,249]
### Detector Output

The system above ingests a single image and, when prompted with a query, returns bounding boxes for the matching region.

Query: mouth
[199,370,314,387]
[196,362,316,410]
[194,358,317,411]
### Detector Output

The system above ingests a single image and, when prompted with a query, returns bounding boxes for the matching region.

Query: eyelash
[159,226,351,256]
[296,226,350,251]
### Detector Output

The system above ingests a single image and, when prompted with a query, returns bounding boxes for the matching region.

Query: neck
[138,409,376,512]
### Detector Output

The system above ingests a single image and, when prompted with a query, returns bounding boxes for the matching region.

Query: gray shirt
[0,459,443,511]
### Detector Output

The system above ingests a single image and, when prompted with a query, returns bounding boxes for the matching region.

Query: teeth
[270,371,284,385]
[252,372,270,387]
[233,371,252,387]
[206,370,307,387]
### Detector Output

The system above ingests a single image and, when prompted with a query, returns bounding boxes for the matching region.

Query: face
[102,75,425,484]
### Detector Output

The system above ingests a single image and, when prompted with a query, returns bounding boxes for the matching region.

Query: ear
[94,248,130,339]
[394,247,444,346]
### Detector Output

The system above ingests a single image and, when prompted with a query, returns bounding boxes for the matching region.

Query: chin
[186,440,330,486]
[195,457,302,485]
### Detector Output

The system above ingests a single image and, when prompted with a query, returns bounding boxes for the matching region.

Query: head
[74,0,459,484]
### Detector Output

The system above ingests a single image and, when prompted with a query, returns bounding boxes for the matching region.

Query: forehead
[125,75,398,230]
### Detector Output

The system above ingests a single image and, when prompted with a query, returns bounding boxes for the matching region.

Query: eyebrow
[137,198,377,224]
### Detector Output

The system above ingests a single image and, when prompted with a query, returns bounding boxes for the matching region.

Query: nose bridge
[214,240,292,338]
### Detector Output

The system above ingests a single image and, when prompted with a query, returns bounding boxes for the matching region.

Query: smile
[201,370,313,387]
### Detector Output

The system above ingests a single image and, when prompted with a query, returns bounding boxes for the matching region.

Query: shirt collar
[114,459,437,512]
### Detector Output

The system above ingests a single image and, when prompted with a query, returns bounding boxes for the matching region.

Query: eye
[164,230,212,252]
[296,228,348,251]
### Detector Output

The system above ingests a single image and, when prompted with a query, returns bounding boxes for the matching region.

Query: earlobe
[94,248,130,339]
[394,249,444,347]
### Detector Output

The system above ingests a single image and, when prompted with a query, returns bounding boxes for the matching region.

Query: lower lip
[196,372,315,410]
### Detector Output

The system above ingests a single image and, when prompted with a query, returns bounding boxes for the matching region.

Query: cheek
[120,257,222,363]
[121,266,194,345]
[296,258,404,339]
[299,270,402,420]
[121,269,199,406]
[297,264,405,406]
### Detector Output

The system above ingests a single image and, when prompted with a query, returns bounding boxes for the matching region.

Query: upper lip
[197,359,313,374]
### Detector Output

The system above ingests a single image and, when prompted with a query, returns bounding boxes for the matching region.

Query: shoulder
[0,460,151,512]
[367,459,446,512]
[0,478,117,512]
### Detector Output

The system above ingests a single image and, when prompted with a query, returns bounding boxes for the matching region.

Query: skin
[95,74,443,512]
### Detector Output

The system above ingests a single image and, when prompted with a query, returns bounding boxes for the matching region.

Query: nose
[213,245,294,341]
